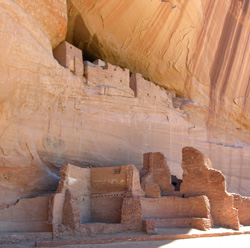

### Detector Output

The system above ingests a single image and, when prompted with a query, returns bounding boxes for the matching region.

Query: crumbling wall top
[182,146,212,170]
[57,164,90,195]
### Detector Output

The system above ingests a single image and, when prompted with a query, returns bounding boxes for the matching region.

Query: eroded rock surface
[1,0,250,209]
[67,0,250,142]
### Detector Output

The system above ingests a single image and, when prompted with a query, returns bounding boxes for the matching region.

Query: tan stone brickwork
[121,197,142,230]
[180,147,240,230]
[140,152,174,195]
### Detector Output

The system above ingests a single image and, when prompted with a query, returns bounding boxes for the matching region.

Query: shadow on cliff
[66,0,101,62]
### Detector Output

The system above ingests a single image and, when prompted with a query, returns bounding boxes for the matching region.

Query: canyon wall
[1,0,250,208]
[68,0,250,142]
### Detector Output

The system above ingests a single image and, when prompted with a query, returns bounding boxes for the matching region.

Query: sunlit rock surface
[1,0,250,207]
[68,0,250,141]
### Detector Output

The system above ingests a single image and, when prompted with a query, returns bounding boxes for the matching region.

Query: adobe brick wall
[141,152,174,195]
[62,189,81,228]
[180,147,240,230]
[130,73,174,108]
[155,218,211,231]
[142,219,155,234]
[233,193,250,225]
[85,63,134,96]
[140,195,210,219]
[56,164,91,223]
[49,164,91,233]
[121,197,142,230]
[125,165,145,197]
[91,195,123,223]
[57,164,90,195]
[78,223,124,236]
[53,41,83,76]
[144,183,161,198]
[91,166,127,194]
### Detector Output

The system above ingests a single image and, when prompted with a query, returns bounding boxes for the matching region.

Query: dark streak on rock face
[208,0,250,124]
[220,23,242,98]
[221,0,250,99]
[210,2,236,100]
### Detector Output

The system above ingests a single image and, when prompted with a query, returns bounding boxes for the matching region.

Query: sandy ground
[4,234,248,248]
[62,234,250,248]
[2,227,250,248]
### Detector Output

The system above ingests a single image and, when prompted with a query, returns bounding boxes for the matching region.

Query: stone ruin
[53,41,174,108]
[1,41,249,239]
[1,147,250,238]
[53,41,83,77]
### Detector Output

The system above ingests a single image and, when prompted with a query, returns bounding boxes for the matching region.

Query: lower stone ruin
[1,147,250,239]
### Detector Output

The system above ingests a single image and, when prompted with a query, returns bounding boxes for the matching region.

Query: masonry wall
[127,165,145,196]
[91,195,124,223]
[53,41,83,76]
[140,152,174,195]
[180,147,240,230]
[85,63,134,96]
[130,73,174,108]
[91,166,128,194]
[0,196,51,232]
[52,164,91,224]
[233,194,250,225]
[90,166,129,223]
[140,196,209,219]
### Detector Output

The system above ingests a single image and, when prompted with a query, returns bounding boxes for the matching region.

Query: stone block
[142,219,155,234]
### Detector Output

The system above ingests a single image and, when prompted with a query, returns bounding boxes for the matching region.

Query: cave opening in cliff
[66,0,101,62]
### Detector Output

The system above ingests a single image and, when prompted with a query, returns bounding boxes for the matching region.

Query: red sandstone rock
[68,0,250,144]
[13,0,67,49]
[0,196,51,232]
[2,0,250,210]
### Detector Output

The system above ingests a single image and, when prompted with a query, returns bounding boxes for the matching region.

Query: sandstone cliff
[67,0,250,140]
[1,0,250,207]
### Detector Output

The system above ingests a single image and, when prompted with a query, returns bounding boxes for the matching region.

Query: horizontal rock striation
[1,0,250,209]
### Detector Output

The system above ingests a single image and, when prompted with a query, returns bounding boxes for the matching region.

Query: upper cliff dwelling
[2,0,250,247]
[53,41,175,106]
